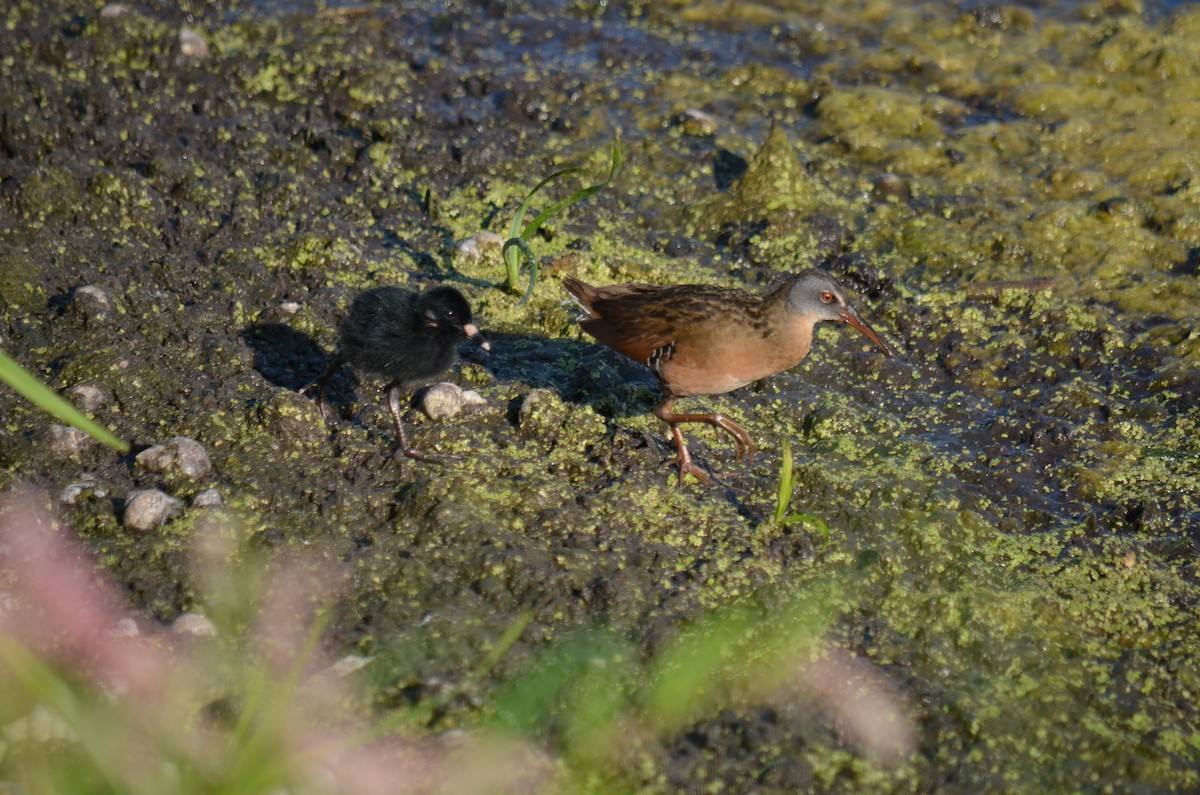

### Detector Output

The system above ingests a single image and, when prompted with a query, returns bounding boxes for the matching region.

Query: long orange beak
[839,307,892,357]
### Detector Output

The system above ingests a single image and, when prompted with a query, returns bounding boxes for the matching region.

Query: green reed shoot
[772,440,830,538]
[503,136,622,303]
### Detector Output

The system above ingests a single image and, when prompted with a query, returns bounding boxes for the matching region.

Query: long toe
[718,422,756,463]
[400,447,462,465]
[678,458,715,486]
[735,438,757,465]
[311,397,331,424]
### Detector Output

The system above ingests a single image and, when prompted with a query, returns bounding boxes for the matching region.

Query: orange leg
[655,397,757,485]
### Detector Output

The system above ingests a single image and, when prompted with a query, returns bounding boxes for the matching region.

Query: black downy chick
[304,285,490,461]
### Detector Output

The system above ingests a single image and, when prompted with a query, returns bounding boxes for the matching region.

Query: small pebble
[172,612,217,638]
[872,173,911,202]
[72,285,111,317]
[135,437,213,480]
[516,388,561,428]
[59,478,107,505]
[100,3,131,18]
[123,489,183,531]
[674,108,718,136]
[67,382,109,412]
[191,488,223,508]
[3,705,76,744]
[108,617,140,638]
[48,425,93,457]
[278,301,301,315]
[420,382,482,420]
[456,231,505,262]
[329,655,372,678]
[178,28,209,59]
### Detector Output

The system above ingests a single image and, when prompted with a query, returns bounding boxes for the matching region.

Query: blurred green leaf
[643,608,757,730]
[0,348,129,453]
[487,631,630,735]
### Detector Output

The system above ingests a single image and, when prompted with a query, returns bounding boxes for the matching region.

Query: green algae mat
[1,1,1198,792]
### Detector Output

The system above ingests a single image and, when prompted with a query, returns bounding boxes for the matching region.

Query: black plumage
[303,285,490,461]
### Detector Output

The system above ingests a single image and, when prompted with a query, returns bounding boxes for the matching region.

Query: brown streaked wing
[580,283,760,367]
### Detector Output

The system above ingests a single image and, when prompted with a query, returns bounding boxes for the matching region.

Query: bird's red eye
[820,291,835,303]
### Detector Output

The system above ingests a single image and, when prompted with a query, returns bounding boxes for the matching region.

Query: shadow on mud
[240,323,661,424]
[478,330,660,421]
[241,322,353,396]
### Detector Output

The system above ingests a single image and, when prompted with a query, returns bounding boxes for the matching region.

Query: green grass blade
[783,513,831,539]
[521,136,622,242]
[502,135,623,297]
[0,348,129,453]
[502,237,539,305]
[227,605,335,794]
[503,167,583,295]
[773,440,795,523]
[507,167,586,241]
[486,632,626,735]
[643,609,755,729]
[0,636,128,793]
[0,635,87,726]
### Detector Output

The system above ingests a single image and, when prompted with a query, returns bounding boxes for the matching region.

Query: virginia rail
[303,285,490,461]
[563,269,892,484]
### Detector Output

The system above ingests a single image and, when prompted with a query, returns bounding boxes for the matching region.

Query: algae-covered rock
[707,125,821,225]
[0,245,47,312]
[701,125,850,265]
[248,391,330,451]
[812,86,943,163]
[516,388,606,455]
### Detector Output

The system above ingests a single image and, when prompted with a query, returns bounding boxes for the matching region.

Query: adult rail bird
[563,269,891,484]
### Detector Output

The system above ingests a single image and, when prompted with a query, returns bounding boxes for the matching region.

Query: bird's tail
[561,276,597,316]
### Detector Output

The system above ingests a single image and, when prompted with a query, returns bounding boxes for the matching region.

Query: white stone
[192,488,223,508]
[329,655,372,678]
[136,437,212,480]
[677,108,718,135]
[67,382,109,412]
[73,285,111,314]
[171,612,217,638]
[179,28,209,59]
[456,231,505,262]
[123,489,183,531]
[3,705,76,744]
[59,478,107,505]
[48,424,93,457]
[421,382,466,420]
[108,617,140,638]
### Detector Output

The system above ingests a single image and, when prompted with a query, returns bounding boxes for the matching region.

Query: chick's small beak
[463,323,491,352]
[838,307,892,357]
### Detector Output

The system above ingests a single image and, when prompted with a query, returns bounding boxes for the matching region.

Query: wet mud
[2,0,1199,791]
